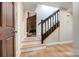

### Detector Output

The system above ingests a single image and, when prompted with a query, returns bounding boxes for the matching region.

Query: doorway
[27,12,36,37]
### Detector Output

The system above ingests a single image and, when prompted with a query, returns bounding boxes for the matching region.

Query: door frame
[12,2,15,57]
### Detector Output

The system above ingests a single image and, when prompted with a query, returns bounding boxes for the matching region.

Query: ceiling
[22,2,72,11]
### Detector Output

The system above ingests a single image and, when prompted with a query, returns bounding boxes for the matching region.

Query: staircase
[41,9,60,43]
[20,9,60,55]
[20,37,46,54]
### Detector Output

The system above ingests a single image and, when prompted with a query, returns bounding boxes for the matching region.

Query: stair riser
[21,44,45,49]
[21,41,41,46]
[23,37,40,42]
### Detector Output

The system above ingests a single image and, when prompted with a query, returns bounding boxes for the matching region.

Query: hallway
[13,2,73,57]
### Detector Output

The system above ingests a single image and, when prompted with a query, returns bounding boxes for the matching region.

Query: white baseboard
[58,40,73,44]
[46,40,73,46]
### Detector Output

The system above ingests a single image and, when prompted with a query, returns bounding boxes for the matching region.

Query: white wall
[14,2,26,56]
[73,2,79,56]
[35,4,59,20]
[60,9,73,42]
[27,10,36,17]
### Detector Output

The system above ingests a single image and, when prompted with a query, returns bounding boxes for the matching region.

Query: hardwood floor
[20,43,73,57]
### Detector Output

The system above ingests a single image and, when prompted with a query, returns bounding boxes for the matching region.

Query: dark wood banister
[41,9,60,44]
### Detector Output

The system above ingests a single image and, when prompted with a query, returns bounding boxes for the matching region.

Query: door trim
[12,2,15,57]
